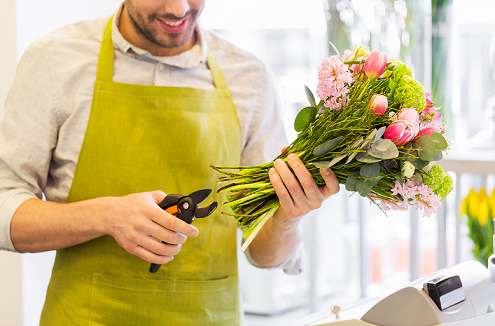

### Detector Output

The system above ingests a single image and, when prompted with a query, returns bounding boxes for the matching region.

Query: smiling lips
[157,18,188,33]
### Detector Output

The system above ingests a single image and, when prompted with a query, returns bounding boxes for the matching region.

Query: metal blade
[194,202,218,218]
[187,189,212,205]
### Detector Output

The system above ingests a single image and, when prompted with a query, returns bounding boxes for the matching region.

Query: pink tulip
[415,127,441,139]
[384,119,415,146]
[369,94,388,116]
[425,92,435,108]
[396,107,420,136]
[364,50,387,79]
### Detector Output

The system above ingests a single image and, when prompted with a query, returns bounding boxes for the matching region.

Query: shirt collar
[111,5,208,69]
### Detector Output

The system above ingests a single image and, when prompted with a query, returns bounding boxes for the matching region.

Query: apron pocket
[89,273,240,326]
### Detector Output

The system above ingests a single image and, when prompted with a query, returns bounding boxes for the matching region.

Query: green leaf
[388,79,397,99]
[394,65,408,83]
[366,128,379,141]
[345,176,357,192]
[355,151,382,163]
[360,163,381,178]
[356,177,383,197]
[368,139,399,159]
[313,136,344,157]
[374,126,387,143]
[431,132,448,150]
[394,175,404,187]
[417,134,438,161]
[312,153,347,168]
[431,150,443,161]
[294,106,317,132]
[304,86,316,107]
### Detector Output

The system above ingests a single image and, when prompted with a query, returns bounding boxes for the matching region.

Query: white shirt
[0,7,302,274]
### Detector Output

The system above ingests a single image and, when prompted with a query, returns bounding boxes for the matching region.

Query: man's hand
[104,191,199,265]
[248,153,339,268]
[269,153,340,225]
[11,191,199,265]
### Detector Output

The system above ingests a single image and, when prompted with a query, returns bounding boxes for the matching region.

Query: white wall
[0,1,22,325]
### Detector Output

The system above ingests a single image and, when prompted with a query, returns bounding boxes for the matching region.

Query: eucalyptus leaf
[394,175,404,187]
[356,177,383,197]
[346,152,358,164]
[313,136,344,157]
[417,134,438,161]
[356,180,373,197]
[374,126,387,143]
[366,128,379,141]
[304,86,316,108]
[355,151,382,163]
[294,106,317,132]
[408,157,429,170]
[360,163,381,178]
[312,154,346,168]
[345,176,357,192]
[344,137,364,164]
[351,137,364,149]
[368,139,399,159]
[431,132,448,150]
[360,139,371,149]
[431,150,443,161]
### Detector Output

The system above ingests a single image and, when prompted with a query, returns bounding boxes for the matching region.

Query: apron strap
[206,50,228,90]
[96,15,115,82]
[97,15,229,91]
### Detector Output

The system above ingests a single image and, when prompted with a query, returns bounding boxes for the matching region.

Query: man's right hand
[10,191,199,265]
[104,191,199,264]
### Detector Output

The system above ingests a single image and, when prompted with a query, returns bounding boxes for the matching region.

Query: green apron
[40,17,243,326]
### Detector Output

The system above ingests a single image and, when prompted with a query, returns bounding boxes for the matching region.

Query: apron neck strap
[96,16,228,90]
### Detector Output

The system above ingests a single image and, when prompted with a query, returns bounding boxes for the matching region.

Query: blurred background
[1,0,495,325]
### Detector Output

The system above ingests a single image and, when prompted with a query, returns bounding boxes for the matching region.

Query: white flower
[402,161,415,178]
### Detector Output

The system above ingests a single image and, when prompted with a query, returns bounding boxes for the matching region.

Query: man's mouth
[164,20,183,27]
[156,18,188,32]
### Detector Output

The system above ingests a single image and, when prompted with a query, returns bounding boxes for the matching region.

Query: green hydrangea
[422,165,453,200]
[388,60,413,77]
[394,75,426,112]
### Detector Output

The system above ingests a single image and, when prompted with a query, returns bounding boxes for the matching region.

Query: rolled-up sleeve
[0,44,59,251]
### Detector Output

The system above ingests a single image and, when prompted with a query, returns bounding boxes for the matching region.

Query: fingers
[319,168,340,198]
[132,245,176,265]
[108,191,201,264]
[270,154,339,219]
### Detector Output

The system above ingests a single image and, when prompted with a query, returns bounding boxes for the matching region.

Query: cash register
[293,257,495,326]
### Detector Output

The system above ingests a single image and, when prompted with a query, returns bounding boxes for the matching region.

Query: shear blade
[195,202,218,218]
[187,189,212,205]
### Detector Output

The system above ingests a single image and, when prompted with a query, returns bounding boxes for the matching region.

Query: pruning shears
[149,188,217,273]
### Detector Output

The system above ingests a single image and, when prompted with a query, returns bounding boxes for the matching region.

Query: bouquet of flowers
[211,45,454,251]
[460,188,495,267]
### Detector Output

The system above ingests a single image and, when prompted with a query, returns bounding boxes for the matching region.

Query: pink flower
[317,55,354,110]
[384,119,415,146]
[390,180,442,217]
[396,107,420,135]
[415,127,441,139]
[364,50,387,79]
[425,92,435,109]
[419,94,445,133]
[369,94,388,116]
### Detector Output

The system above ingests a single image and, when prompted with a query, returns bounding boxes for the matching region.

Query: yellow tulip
[478,198,490,226]
[467,189,479,219]
[489,189,495,218]
[460,196,468,216]
[479,188,488,200]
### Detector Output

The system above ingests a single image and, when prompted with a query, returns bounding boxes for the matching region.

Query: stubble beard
[127,9,197,49]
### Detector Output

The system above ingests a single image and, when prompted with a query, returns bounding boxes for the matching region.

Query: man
[0,1,339,325]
